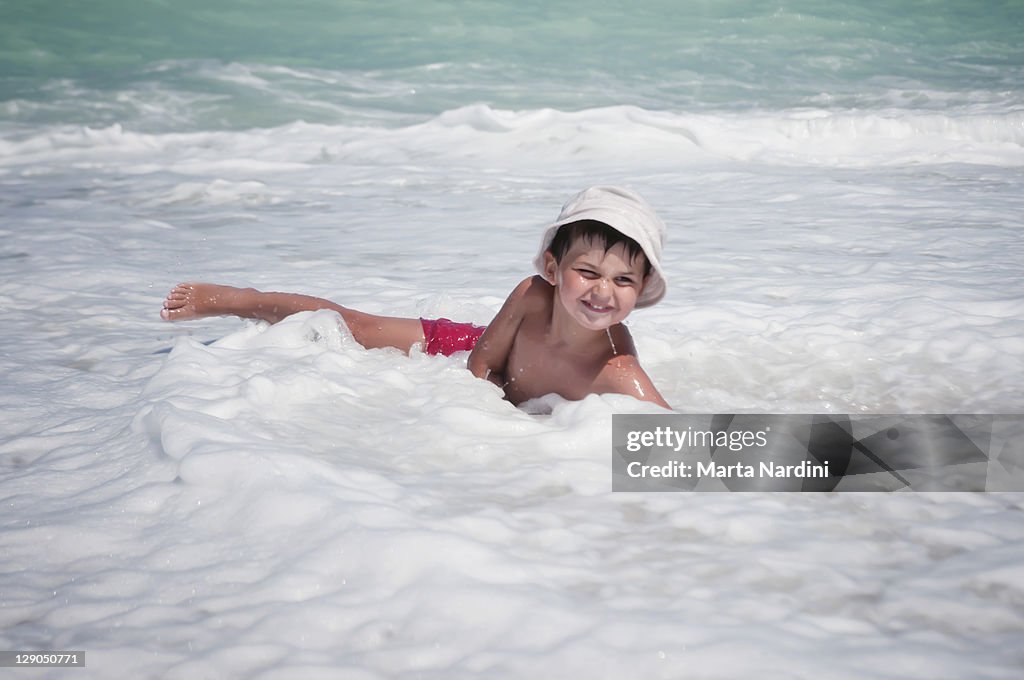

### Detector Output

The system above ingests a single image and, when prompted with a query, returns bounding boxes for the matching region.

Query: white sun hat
[533,186,667,307]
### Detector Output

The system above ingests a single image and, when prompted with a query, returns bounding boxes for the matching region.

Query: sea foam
[3,3,1023,674]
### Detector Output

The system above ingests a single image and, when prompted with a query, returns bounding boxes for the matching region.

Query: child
[161,186,671,409]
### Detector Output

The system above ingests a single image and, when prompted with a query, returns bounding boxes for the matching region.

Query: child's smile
[547,240,646,332]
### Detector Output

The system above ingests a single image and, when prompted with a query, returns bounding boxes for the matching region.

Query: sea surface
[2,1,1023,677]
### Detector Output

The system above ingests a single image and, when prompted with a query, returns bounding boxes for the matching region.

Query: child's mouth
[581,300,614,313]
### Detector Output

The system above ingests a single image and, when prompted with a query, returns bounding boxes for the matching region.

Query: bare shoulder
[607,322,638,357]
[486,275,550,327]
[595,330,671,409]
[511,275,553,310]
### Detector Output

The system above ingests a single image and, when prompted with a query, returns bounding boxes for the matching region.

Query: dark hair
[547,220,651,276]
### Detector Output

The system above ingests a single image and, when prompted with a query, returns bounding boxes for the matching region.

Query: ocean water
[2,1,1023,677]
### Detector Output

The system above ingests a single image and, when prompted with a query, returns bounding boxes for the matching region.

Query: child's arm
[598,355,672,409]
[595,325,672,409]
[466,277,536,388]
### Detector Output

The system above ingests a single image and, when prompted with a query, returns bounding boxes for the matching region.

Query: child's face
[544,237,647,331]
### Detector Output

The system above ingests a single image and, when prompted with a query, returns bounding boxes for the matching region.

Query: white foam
[2,91,1023,678]
[3,104,1022,180]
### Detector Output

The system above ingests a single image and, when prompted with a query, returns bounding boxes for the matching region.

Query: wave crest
[3,105,1022,170]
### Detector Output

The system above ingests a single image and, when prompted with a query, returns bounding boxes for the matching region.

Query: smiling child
[161,186,671,408]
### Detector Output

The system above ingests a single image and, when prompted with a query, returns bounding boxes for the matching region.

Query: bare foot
[160,282,246,321]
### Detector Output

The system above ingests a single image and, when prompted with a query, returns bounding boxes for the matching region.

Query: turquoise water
[3,0,1023,130]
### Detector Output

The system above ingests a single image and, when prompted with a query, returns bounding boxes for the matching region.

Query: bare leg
[161,283,425,353]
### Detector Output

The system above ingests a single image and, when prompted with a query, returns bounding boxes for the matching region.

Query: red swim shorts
[420,318,487,356]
